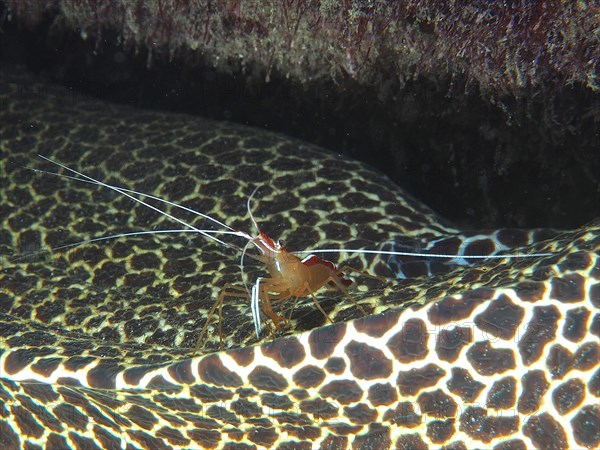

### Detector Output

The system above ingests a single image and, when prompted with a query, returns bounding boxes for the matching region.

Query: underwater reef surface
[7,0,598,95]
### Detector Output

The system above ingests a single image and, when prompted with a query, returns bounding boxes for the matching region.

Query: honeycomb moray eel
[1,67,598,449]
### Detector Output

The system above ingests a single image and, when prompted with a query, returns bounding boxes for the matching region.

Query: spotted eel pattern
[1,67,599,449]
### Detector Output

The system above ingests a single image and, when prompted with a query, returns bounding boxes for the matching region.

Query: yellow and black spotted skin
[1,67,598,449]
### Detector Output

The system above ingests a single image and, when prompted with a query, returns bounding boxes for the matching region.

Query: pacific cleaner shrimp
[31,155,553,355]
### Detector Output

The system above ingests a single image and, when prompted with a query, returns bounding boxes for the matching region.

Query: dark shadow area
[1,6,597,229]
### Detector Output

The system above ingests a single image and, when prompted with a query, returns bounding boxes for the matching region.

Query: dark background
[1,3,598,230]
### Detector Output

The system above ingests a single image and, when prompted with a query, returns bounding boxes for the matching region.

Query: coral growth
[6,0,599,97]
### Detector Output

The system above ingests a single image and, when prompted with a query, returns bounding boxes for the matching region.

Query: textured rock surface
[7,1,598,95]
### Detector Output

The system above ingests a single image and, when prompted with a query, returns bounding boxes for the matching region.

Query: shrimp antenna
[9,229,245,264]
[35,155,250,250]
[247,186,261,234]
[293,248,553,259]
[240,239,255,296]
[30,164,236,232]
[242,186,265,333]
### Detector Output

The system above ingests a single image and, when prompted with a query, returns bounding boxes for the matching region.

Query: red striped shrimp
[34,156,377,354]
[34,156,553,356]
[193,187,383,354]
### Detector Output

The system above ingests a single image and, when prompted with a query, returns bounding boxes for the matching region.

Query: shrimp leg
[193,284,249,355]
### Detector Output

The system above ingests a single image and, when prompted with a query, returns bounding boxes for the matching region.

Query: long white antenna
[246,186,261,233]
[293,248,553,259]
[31,167,236,231]
[36,155,251,249]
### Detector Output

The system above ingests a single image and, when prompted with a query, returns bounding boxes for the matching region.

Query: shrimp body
[253,232,351,296]
[194,227,366,354]
[245,231,360,339]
